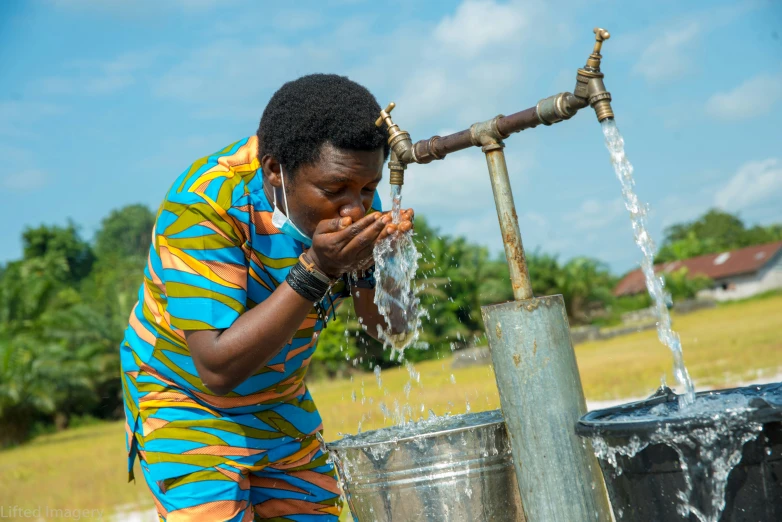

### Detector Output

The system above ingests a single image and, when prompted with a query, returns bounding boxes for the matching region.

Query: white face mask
[270,166,313,247]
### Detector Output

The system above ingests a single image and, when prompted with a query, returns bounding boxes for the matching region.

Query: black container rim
[576,382,782,440]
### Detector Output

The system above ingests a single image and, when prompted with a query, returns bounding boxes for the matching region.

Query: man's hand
[378,208,415,240]
[307,209,415,278]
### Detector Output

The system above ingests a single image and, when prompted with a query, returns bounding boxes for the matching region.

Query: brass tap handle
[592,27,610,55]
[375,102,396,128]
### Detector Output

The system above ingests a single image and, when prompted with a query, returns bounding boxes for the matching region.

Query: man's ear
[260,155,282,188]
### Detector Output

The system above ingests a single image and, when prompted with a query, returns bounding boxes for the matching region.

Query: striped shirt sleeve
[158,194,248,331]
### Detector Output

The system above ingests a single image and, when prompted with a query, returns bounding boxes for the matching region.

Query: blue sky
[1,0,780,273]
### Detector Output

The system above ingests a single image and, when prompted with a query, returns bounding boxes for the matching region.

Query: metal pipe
[495,107,540,136]
[405,94,585,162]
[483,143,533,301]
[380,27,614,166]
[482,295,613,522]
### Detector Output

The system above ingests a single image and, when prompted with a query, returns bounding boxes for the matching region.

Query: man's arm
[185,283,316,395]
[352,286,386,341]
[187,213,388,395]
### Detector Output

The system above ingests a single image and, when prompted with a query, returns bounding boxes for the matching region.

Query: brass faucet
[536,27,614,124]
[575,27,614,122]
[375,102,412,186]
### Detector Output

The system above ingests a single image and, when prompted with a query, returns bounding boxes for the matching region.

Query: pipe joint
[412,136,443,164]
[536,93,581,126]
[470,115,508,149]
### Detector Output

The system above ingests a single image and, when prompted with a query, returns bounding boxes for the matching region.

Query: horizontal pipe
[496,106,541,136]
[410,107,541,163]
[408,94,590,163]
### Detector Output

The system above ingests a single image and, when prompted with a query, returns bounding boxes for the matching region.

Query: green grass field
[1,294,780,520]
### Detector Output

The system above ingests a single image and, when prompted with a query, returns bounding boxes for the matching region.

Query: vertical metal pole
[482,296,613,522]
[482,144,613,522]
[483,144,534,301]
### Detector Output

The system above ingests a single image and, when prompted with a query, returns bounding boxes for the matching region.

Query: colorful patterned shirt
[120,136,381,484]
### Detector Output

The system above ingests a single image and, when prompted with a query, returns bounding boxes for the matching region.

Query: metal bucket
[326,410,525,522]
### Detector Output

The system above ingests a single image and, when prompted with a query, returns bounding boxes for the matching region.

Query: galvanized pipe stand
[373,28,618,522]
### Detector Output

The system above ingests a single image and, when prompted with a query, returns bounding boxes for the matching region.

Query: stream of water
[371,184,424,356]
[602,119,696,407]
[598,119,777,521]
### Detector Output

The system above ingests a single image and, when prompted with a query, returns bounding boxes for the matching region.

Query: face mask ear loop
[280,166,291,216]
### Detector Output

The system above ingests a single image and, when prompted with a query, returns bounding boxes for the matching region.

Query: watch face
[331,278,351,297]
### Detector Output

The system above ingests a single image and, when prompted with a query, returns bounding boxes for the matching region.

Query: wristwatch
[353,265,376,289]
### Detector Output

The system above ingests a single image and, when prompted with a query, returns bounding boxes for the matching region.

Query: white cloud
[38,49,162,96]
[451,210,503,250]
[153,39,339,120]
[632,22,701,83]
[0,101,66,138]
[151,0,562,127]
[365,0,558,128]
[705,72,782,121]
[715,158,782,211]
[629,2,760,85]
[562,198,625,231]
[433,0,530,59]
[1,169,47,191]
[394,148,533,218]
[447,208,551,257]
[273,9,326,31]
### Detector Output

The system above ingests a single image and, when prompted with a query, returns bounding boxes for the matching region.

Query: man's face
[270,144,385,237]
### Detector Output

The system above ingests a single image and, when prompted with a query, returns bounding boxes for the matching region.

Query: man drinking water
[120,74,414,521]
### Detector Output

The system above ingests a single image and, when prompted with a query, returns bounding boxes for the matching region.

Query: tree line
[1,205,778,446]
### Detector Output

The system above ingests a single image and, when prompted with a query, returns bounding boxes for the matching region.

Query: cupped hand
[377,208,415,241]
[306,212,388,278]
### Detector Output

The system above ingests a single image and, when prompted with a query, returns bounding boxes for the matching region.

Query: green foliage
[21,222,95,284]
[0,205,153,446]
[663,268,713,300]
[656,209,782,263]
[310,303,360,379]
[11,205,772,445]
[94,204,156,260]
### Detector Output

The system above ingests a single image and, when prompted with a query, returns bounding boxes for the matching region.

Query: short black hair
[257,74,390,176]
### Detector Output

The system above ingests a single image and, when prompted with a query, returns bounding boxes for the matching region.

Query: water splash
[601,119,695,406]
[589,388,774,521]
[372,184,423,354]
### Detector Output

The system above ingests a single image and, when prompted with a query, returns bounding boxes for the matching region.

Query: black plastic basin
[575,383,782,521]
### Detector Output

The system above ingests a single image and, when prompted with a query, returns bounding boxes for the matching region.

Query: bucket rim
[326,409,506,451]
[575,382,782,439]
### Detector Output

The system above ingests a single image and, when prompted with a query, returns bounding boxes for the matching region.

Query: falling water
[589,387,774,521]
[372,184,424,355]
[601,119,696,406]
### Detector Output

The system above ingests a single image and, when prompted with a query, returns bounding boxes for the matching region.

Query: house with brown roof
[614,240,782,302]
